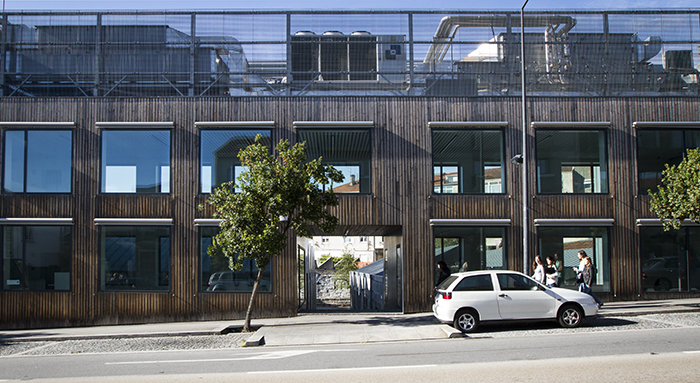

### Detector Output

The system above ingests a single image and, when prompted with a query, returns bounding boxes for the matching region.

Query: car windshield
[437,275,458,290]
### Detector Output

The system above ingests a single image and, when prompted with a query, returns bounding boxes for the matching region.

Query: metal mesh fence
[1,10,698,97]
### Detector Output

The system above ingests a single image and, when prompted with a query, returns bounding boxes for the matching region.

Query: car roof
[451,270,523,277]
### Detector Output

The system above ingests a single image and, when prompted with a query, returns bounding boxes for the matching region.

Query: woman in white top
[532,255,545,284]
[575,250,588,290]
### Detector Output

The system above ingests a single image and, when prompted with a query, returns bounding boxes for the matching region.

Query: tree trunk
[242,259,269,332]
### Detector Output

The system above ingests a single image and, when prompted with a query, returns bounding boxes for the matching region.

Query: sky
[4,0,699,11]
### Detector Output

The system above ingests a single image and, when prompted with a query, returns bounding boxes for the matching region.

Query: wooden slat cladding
[1,96,699,329]
[95,195,174,217]
[0,195,74,217]
[430,195,511,218]
[531,195,613,218]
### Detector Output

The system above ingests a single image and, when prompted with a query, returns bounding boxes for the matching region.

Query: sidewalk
[1,298,699,347]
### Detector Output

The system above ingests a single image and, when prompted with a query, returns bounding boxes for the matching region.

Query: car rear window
[454,275,494,291]
[437,275,458,290]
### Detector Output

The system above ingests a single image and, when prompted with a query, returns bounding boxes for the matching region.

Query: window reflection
[101,130,170,193]
[100,226,170,291]
[640,226,700,293]
[432,129,503,194]
[637,129,699,194]
[297,129,371,193]
[537,226,610,292]
[433,226,505,286]
[2,226,72,291]
[3,130,72,193]
[200,226,272,292]
[536,130,608,194]
[200,129,271,193]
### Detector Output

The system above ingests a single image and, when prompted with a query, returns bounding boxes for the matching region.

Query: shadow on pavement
[469,316,639,334]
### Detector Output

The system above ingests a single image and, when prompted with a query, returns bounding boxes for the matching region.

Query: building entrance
[297,227,402,313]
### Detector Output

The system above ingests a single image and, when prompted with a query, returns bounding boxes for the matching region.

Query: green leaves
[649,148,700,231]
[203,135,341,273]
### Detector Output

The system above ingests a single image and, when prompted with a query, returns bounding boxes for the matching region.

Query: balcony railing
[1,10,698,97]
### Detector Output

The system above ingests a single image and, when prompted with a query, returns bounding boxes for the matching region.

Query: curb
[244,330,266,347]
[0,330,223,343]
[439,324,464,339]
[597,306,700,318]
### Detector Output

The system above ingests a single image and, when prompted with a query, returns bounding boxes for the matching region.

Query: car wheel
[558,304,583,328]
[453,308,480,333]
[655,278,672,292]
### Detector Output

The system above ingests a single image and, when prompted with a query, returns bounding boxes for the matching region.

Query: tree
[649,148,700,231]
[334,252,359,289]
[203,136,344,332]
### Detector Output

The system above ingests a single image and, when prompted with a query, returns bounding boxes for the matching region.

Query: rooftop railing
[1,10,698,97]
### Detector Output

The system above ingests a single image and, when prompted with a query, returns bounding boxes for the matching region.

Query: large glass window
[296,129,371,193]
[637,129,700,194]
[3,130,72,193]
[100,226,170,291]
[432,129,504,194]
[433,226,506,285]
[101,130,170,193]
[2,225,71,291]
[200,226,272,292]
[536,130,608,194]
[200,129,271,193]
[537,226,610,292]
[640,226,700,293]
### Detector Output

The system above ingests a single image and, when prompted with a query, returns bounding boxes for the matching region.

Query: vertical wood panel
[1,96,699,329]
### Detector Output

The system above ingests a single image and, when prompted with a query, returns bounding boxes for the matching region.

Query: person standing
[545,256,559,287]
[575,250,587,288]
[435,260,451,287]
[554,253,563,280]
[532,255,546,284]
[582,256,603,308]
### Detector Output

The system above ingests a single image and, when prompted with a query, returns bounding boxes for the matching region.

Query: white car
[433,270,599,333]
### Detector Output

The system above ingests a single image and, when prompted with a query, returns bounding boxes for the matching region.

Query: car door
[495,272,557,319]
[450,274,500,321]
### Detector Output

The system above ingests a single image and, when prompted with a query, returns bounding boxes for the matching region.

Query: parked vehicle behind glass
[433,270,598,333]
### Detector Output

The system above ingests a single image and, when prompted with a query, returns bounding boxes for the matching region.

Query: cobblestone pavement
[0,333,252,357]
[0,312,698,356]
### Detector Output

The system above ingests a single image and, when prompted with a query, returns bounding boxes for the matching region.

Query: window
[2,225,71,291]
[433,226,506,286]
[296,128,371,193]
[101,129,170,193]
[454,274,494,291]
[200,129,271,193]
[537,226,610,292]
[3,130,72,193]
[200,226,272,292]
[432,129,504,194]
[99,226,170,291]
[637,129,700,194]
[497,273,539,291]
[640,226,700,293]
[536,130,608,194]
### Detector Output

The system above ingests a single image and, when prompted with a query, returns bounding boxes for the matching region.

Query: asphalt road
[1,312,699,382]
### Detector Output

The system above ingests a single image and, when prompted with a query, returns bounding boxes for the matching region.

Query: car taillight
[441,292,452,300]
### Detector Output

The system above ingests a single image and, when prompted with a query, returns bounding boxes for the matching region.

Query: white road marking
[105,349,328,365]
[248,364,439,374]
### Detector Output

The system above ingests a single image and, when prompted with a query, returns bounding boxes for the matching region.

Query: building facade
[1,9,699,329]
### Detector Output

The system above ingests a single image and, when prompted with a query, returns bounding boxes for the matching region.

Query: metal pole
[520,0,529,274]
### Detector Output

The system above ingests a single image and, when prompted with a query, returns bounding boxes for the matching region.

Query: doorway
[298,226,402,312]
